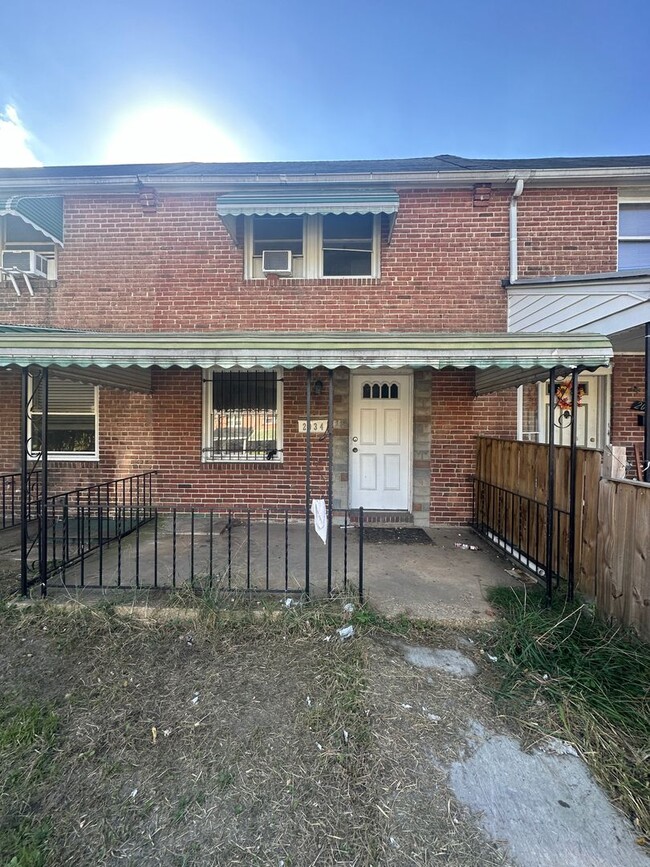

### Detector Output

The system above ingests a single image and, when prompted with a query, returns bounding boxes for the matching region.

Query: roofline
[505,268,650,288]
[3,165,650,195]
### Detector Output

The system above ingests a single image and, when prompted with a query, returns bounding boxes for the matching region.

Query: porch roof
[0,328,612,393]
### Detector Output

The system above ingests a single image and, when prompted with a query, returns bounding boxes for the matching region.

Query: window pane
[212,372,278,459]
[252,216,303,255]
[619,203,650,237]
[323,213,373,276]
[4,214,52,244]
[32,377,96,413]
[618,240,650,269]
[323,213,373,244]
[32,414,96,453]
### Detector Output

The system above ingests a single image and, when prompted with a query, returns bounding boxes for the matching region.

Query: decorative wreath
[554,379,584,410]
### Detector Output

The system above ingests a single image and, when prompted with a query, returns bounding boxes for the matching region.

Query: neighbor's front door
[349,373,412,510]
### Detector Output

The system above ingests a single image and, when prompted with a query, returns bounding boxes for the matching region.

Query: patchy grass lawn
[0,596,513,867]
[0,584,647,866]
[484,585,650,841]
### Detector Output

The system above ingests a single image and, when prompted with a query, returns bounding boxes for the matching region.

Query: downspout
[509,177,525,283]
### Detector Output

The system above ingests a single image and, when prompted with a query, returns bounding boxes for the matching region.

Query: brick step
[339,510,414,526]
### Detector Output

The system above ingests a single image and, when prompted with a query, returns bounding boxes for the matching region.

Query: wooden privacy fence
[597,479,650,641]
[474,437,602,595]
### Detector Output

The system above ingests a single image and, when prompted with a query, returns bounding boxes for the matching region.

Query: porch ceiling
[0,329,612,391]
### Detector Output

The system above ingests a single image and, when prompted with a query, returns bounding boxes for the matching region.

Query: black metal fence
[1,471,40,530]
[42,504,364,600]
[473,477,570,585]
[22,471,156,593]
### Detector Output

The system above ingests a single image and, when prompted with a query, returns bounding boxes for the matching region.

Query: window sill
[29,454,99,463]
[201,456,284,466]
[243,276,381,285]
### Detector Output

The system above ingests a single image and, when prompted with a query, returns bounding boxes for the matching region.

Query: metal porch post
[545,367,557,605]
[39,368,49,597]
[327,369,334,595]
[567,368,580,601]
[20,368,29,596]
[305,369,311,596]
[643,322,650,483]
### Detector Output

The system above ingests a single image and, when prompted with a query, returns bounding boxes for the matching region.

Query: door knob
[352,447,358,453]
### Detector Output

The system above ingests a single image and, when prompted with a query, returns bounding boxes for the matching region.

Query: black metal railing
[23,471,156,590]
[1,471,41,530]
[473,478,570,585]
[43,504,364,599]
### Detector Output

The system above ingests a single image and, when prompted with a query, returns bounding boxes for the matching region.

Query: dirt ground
[0,549,646,867]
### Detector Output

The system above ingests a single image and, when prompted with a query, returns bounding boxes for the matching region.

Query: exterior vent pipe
[509,178,525,283]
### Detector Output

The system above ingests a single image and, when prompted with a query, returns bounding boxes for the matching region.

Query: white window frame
[0,215,58,280]
[202,367,284,463]
[617,193,650,271]
[28,375,99,461]
[244,214,380,279]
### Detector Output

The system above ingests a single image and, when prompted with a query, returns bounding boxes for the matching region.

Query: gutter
[509,178,525,283]
[3,166,650,195]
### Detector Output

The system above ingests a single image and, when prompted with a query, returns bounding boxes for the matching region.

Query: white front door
[541,374,607,448]
[349,373,412,510]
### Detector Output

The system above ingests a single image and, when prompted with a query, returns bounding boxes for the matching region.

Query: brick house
[0,154,647,530]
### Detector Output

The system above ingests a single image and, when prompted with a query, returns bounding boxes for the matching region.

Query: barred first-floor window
[29,374,98,460]
[202,369,283,461]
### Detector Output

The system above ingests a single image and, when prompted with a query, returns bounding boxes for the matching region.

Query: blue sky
[1,0,649,166]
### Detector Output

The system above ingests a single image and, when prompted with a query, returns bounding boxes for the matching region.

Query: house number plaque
[298,419,328,433]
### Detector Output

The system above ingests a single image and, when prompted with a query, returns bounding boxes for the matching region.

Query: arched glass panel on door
[362,381,400,399]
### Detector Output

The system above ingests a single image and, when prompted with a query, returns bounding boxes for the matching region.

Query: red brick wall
[1,185,619,332]
[1,366,515,523]
[611,355,646,474]
[517,188,618,278]
[0,181,622,521]
[430,372,517,523]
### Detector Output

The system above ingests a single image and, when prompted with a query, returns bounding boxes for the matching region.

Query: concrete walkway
[19,514,519,623]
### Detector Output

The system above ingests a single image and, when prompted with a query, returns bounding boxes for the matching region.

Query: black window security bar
[207,370,279,461]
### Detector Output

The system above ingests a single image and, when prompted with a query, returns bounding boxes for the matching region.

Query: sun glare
[102,104,244,164]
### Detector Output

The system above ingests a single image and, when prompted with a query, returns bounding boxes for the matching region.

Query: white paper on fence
[311,499,327,545]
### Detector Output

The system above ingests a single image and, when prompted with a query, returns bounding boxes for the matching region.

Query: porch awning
[0,195,64,246]
[216,188,399,242]
[0,328,612,393]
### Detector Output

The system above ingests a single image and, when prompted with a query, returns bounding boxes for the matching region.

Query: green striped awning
[0,329,612,393]
[217,187,399,242]
[0,195,64,246]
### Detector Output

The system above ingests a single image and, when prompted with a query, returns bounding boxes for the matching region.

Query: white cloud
[0,105,42,167]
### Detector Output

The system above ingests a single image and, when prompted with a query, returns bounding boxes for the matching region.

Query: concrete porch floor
[14,515,521,624]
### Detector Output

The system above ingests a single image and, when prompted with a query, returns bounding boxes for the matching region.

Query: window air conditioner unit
[262,249,292,275]
[1,250,49,278]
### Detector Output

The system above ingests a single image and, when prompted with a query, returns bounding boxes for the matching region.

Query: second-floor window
[618,202,650,270]
[1,215,58,280]
[245,213,380,279]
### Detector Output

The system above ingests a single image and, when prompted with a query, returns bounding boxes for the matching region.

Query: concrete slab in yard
[449,728,648,867]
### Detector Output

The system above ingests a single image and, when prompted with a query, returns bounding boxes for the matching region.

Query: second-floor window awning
[216,188,399,243]
[0,196,64,246]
